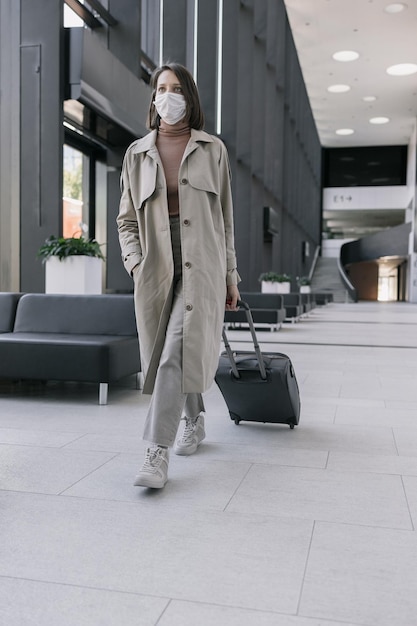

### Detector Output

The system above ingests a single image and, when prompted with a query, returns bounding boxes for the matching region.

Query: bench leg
[99,382,108,405]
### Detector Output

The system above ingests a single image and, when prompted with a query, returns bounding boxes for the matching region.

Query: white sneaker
[133,446,169,488]
[174,414,206,456]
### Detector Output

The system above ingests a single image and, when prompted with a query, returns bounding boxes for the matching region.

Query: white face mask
[154,92,187,125]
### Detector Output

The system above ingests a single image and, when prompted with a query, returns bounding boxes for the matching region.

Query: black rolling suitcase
[215,301,300,428]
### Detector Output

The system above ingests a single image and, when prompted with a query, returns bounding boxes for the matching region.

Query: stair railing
[308,245,321,283]
[339,242,358,302]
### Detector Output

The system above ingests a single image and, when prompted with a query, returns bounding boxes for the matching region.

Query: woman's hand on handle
[226,284,240,311]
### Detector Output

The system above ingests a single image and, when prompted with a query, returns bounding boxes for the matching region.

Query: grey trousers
[142,217,205,448]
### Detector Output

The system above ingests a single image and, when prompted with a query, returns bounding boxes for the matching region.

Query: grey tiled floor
[1,301,417,625]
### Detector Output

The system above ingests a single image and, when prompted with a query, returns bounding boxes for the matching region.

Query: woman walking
[117,62,240,488]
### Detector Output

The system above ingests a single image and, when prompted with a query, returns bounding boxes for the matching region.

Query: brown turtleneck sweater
[156,120,191,216]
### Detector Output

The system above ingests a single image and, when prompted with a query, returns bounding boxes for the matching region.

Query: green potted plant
[259,272,292,293]
[37,235,105,262]
[37,235,105,294]
[297,276,311,293]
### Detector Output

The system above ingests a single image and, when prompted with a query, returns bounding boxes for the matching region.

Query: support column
[195,0,218,134]
[162,0,187,66]
[408,121,417,302]
[0,0,20,291]
[20,0,64,292]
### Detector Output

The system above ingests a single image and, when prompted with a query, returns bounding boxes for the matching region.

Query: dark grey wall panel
[220,1,238,147]
[141,0,161,65]
[20,45,41,227]
[195,0,218,134]
[162,0,188,66]
[106,167,133,293]
[20,0,64,293]
[68,28,150,138]
[0,0,21,291]
[108,0,141,76]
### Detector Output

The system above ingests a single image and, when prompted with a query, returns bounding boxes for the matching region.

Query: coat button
[184,262,191,269]
[183,219,190,226]
[180,178,188,185]
[186,304,193,311]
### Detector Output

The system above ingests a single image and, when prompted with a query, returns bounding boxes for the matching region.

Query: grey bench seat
[224,292,286,331]
[0,292,24,333]
[282,293,304,322]
[0,293,140,404]
[311,291,334,305]
[300,292,315,314]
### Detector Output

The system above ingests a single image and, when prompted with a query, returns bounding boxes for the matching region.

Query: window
[63,144,87,238]
[62,132,106,241]
[64,1,84,27]
[323,145,408,187]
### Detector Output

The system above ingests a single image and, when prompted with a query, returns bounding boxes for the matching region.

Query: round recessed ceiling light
[327,84,351,93]
[369,117,390,124]
[363,95,377,102]
[332,50,360,62]
[387,63,417,76]
[335,128,355,135]
[384,3,408,13]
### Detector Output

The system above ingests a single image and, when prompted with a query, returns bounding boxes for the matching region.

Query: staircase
[311,257,352,303]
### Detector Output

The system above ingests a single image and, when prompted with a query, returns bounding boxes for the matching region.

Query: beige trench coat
[117,129,240,394]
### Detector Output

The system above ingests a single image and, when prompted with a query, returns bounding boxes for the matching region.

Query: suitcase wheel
[289,422,295,429]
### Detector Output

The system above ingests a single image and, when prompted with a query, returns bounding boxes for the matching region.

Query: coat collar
[130,128,214,156]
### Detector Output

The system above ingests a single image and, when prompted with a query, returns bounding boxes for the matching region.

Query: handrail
[308,244,321,282]
[339,243,358,302]
[86,0,118,26]
[141,51,157,83]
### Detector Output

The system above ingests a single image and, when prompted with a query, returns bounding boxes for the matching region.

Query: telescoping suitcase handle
[222,300,267,380]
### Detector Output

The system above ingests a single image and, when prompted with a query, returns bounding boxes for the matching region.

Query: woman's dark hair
[147,62,205,130]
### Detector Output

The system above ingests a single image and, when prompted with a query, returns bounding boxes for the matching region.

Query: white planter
[45,256,103,294]
[276,281,291,293]
[300,285,311,293]
[261,281,291,294]
[261,281,279,293]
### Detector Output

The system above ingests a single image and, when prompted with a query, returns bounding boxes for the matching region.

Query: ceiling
[283,0,417,148]
[283,0,417,239]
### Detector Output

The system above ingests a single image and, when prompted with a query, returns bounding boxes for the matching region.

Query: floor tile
[402,476,417,529]
[0,394,146,433]
[206,410,398,455]
[62,454,252,510]
[195,442,329,468]
[393,428,417,456]
[300,521,417,626]
[328,451,417,476]
[158,600,360,626]
[226,465,412,529]
[0,427,83,448]
[63,432,144,454]
[335,405,417,428]
[0,445,116,494]
[0,491,312,614]
[0,577,168,626]
[385,399,417,411]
